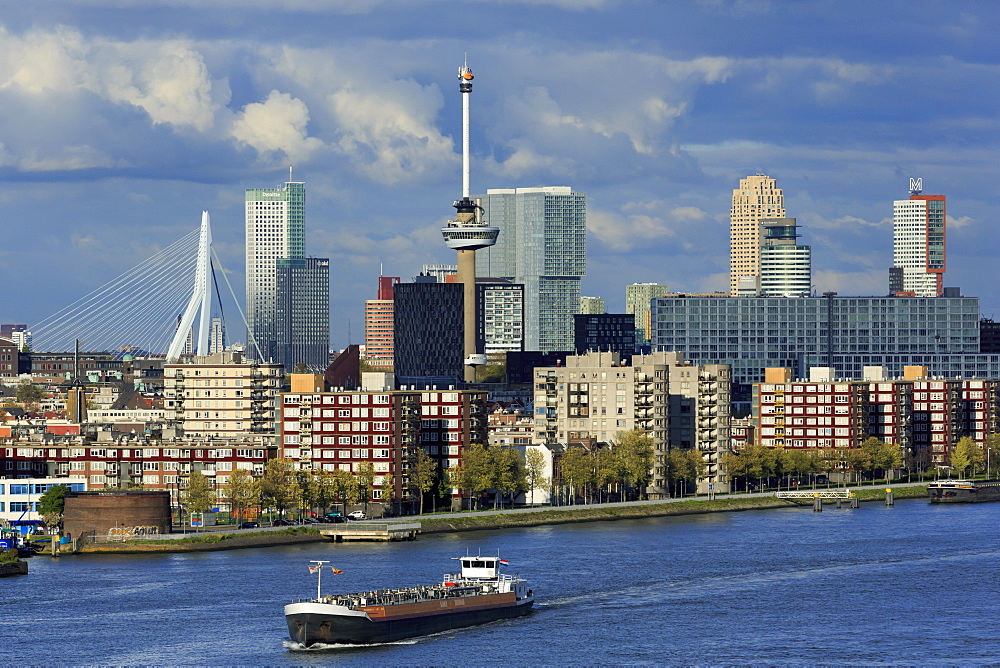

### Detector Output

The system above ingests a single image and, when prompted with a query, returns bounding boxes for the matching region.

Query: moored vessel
[285,554,533,646]
[928,479,1000,503]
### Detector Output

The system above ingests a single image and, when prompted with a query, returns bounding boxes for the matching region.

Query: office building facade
[476,187,587,351]
[275,257,330,372]
[245,180,306,362]
[651,295,1000,392]
[730,175,785,295]
[573,314,635,356]
[393,282,464,381]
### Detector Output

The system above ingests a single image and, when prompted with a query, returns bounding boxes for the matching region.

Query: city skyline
[0,1,998,350]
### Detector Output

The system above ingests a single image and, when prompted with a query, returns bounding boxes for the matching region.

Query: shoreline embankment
[56,485,929,555]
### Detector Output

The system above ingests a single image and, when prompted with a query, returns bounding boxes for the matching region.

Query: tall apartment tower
[625,283,669,346]
[890,178,946,297]
[759,218,811,297]
[730,174,785,295]
[476,186,587,351]
[364,276,400,365]
[245,180,305,361]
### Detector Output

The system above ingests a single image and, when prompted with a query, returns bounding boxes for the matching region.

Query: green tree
[592,447,619,503]
[260,458,300,519]
[295,469,317,518]
[452,444,492,509]
[356,462,376,514]
[559,447,590,504]
[292,362,309,374]
[742,443,772,489]
[477,363,506,383]
[784,448,819,485]
[380,479,396,515]
[183,471,217,515]
[985,434,1000,477]
[666,449,704,497]
[490,446,526,508]
[328,468,356,515]
[613,429,654,500]
[524,448,550,506]
[413,448,437,515]
[951,436,984,478]
[843,447,871,484]
[311,468,335,516]
[721,449,749,492]
[222,468,259,521]
[15,379,44,409]
[38,484,70,531]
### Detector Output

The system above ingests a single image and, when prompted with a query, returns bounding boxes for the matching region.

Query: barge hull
[287,600,532,646]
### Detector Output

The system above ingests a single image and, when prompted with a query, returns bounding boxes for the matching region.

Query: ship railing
[316,581,503,610]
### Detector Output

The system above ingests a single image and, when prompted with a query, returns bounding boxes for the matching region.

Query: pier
[319,522,421,542]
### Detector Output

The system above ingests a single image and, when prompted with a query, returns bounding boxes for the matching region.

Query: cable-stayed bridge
[31,212,237,359]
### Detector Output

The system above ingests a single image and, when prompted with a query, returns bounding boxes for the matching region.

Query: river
[3,499,1000,665]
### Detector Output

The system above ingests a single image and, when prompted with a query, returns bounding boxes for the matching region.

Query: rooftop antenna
[289,165,293,182]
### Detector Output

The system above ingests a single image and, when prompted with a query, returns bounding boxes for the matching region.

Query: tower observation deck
[441,59,498,382]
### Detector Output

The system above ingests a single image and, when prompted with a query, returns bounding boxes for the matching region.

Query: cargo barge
[927,479,1000,503]
[285,554,533,646]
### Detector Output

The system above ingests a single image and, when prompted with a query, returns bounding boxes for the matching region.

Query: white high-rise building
[245,181,305,362]
[891,180,946,297]
[759,218,811,298]
[730,175,785,296]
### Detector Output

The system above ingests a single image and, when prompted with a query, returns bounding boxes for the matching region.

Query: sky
[1,0,998,352]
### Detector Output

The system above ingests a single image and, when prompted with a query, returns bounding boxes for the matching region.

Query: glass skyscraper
[275,257,330,372]
[245,180,328,370]
[475,186,586,351]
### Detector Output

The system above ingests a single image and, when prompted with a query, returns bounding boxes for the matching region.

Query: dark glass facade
[393,282,464,381]
[275,257,330,373]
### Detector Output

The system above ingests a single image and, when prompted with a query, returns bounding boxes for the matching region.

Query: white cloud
[0,28,228,133]
[231,90,324,162]
[589,203,711,252]
[19,145,127,171]
[325,80,454,184]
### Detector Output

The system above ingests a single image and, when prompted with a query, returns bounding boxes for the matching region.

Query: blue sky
[1,0,998,351]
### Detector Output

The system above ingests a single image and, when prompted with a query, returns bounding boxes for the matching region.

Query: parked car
[347,510,367,521]
[327,515,348,523]
[238,521,260,529]
[303,517,320,524]
[271,519,294,527]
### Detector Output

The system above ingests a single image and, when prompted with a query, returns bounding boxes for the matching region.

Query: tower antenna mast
[441,57,499,383]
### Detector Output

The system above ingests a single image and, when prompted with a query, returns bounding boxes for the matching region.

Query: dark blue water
[4,500,1000,665]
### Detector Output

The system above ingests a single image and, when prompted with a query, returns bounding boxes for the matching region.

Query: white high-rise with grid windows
[245,181,305,362]
[891,181,946,297]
